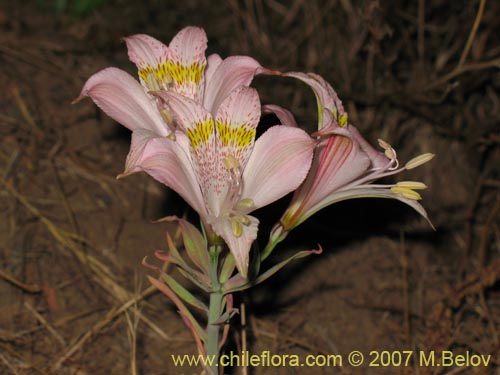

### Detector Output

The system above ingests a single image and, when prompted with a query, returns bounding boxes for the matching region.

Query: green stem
[206,245,223,375]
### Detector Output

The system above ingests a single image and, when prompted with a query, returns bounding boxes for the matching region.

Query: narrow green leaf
[147,276,207,342]
[223,246,323,294]
[158,216,210,274]
[179,219,210,273]
[161,273,208,313]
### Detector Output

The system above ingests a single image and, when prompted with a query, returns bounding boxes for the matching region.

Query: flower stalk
[206,244,223,375]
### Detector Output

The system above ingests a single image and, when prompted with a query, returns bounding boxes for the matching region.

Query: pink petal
[285,72,346,128]
[262,104,299,127]
[211,215,259,278]
[241,126,315,210]
[76,67,168,136]
[347,125,389,169]
[124,34,169,88]
[203,56,265,114]
[215,86,260,169]
[167,26,208,100]
[286,135,370,226]
[125,129,208,218]
[204,54,223,83]
[154,91,225,215]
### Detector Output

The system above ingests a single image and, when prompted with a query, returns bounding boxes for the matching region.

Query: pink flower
[128,86,314,277]
[76,26,267,140]
[271,73,434,231]
[76,27,314,277]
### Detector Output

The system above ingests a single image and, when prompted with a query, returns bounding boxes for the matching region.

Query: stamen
[236,198,254,209]
[235,214,251,226]
[160,109,174,125]
[378,138,391,150]
[146,73,161,91]
[231,218,242,237]
[405,153,435,170]
[159,109,177,136]
[223,155,239,171]
[391,186,422,200]
[396,181,427,190]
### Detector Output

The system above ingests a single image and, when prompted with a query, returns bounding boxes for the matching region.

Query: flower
[129,86,314,277]
[270,72,434,231]
[75,26,268,155]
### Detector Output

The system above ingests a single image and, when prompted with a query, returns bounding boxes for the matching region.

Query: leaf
[147,276,207,343]
[160,273,208,313]
[158,216,210,274]
[223,245,323,293]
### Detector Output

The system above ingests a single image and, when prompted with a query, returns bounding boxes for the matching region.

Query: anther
[231,218,243,237]
[236,198,254,209]
[405,153,435,170]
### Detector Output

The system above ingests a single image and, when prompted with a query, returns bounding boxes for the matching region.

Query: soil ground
[0,1,499,374]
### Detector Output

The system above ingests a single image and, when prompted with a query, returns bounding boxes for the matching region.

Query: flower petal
[76,67,168,136]
[283,134,371,228]
[215,86,260,169]
[262,104,299,127]
[154,90,227,215]
[286,72,347,128]
[347,125,389,169]
[315,187,434,229]
[124,34,170,90]
[241,125,315,210]
[125,129,208,218]
[167,26,208,100]
[211,215,259,278]
[203,56,265,114]
[204,53,223,88]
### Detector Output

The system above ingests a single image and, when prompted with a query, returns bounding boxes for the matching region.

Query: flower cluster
[77,26,433,278]
[77,26,434,375]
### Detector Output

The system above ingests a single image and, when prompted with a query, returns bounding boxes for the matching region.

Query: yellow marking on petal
[186,119,214,150]
[216,121,256,148]
[138,63,173,89]
[236,198,254,209]
[391,186,422,200]
[231,219,242,237]
[405,153,435,170]
[165,61,205,85]
[396,181,427,190]
[339,113,348,127]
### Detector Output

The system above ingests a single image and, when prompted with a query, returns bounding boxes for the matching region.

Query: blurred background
[0,0,498,374]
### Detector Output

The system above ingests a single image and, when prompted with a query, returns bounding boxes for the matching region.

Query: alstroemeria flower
[76,26,267,149]
[128,86,314,277]
[273,72,434,231]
